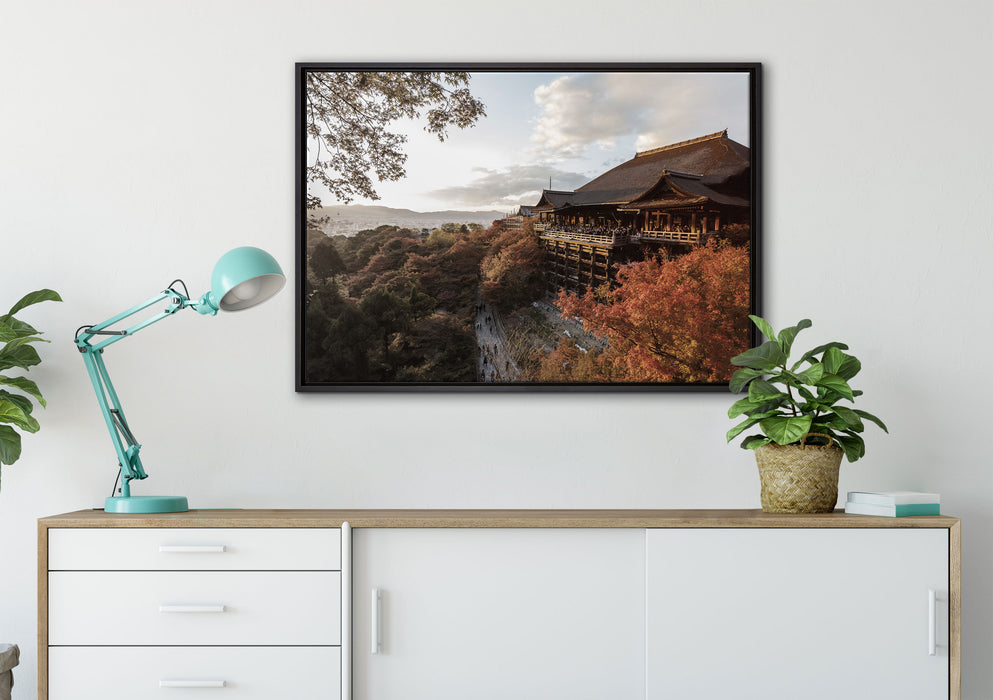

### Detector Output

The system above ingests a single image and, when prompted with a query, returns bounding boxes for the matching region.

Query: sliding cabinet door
[352,528,645,700]
[646,528,949,700]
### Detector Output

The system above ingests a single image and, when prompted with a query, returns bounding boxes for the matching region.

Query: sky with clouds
[312,70,752,214]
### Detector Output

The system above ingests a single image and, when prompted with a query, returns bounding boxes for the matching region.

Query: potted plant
[0,289,61,490]
[726,315,887,513]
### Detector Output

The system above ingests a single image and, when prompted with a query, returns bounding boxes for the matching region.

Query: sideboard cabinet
[39,509,960,700]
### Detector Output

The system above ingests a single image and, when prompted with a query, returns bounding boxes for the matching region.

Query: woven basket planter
[754,435,844,513]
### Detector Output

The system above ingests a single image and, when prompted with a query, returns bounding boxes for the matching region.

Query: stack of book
[845,491,940,517]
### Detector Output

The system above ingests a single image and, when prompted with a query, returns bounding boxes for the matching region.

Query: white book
[844,501,940,517]
[846,491,940,506]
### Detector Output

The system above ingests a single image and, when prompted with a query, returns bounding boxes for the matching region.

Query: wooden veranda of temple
[531,130,751,294]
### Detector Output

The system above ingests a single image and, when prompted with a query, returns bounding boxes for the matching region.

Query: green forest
[303,220,544,383]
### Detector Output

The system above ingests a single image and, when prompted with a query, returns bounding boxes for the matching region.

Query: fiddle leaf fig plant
[0,289,62,486]
[726,315,887,462]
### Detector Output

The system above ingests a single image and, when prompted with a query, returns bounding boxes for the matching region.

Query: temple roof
[532,130,749,211]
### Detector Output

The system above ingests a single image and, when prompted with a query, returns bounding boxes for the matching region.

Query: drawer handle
[371,587,382,655]
[928,588,937,656]
[159,604,227,613]
[159,545,227,553]
[160,680,226,688]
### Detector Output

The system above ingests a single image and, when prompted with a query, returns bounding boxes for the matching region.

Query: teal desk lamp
[74,246,285,514]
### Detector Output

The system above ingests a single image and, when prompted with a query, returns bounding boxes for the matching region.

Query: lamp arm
[74,286,212,493]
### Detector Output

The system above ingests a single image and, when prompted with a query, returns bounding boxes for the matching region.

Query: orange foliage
[550,241,751,383]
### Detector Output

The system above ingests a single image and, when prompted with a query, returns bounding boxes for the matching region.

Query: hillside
[312,204,507,236]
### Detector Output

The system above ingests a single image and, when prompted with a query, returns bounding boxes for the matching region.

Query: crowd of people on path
[474,302,518,383]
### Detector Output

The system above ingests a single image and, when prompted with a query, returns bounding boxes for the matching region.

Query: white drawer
[49,571,341,645]
[48,646,340,699]
[48,527,340,570]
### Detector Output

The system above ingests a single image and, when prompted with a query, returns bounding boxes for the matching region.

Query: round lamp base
[105,495,189,514]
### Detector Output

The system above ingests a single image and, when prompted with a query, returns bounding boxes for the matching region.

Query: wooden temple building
[530,129,751,294]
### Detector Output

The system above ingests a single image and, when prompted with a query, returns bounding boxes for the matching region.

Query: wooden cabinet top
[39,508,960,529]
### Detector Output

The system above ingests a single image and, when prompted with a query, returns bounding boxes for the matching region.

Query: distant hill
[312,205,508,237]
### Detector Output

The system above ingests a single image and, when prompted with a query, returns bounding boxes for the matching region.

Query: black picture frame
[296,62,761,392]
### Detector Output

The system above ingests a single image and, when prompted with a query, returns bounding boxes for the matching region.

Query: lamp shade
[210,246,285,311]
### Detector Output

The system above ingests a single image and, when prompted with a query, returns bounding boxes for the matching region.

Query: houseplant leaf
[731,340,787,370]
[729,367,765,394]
[726,411,779,442]
[831,405,864,430]
[822,346,860,379]
[794,362,824,385]
[794,341,848,369]
[3,289,62,319]
[835,433,866,462]
[0,375,46,407]
[740,434,772,450]
[0,425,21,465]
[853,409,888,433]
[0,399,40,433]
[776,319,812,356]
[728,395,776,419]
[0,344,41,372]
[816,373,854,401]
[759,414,813,445]
[748,315,777,342]
[747,378,784,403]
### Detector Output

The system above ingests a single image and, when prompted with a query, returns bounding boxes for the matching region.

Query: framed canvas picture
[296,62,761,391]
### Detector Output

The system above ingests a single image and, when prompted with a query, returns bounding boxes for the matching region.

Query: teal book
[845,502,940,517]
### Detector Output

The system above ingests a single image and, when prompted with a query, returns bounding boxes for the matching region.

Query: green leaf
[726,411,779,442]
[1,335,48,352]
[835,433,866,462]
[816,373,854,401]
[793,383,817,402]
[854,409,888,433]
[0,391,33,416]
[0,320,19,343]
[0,317,38,338]
[836,354,861,381]
[729,367,765,394]
[0,399,40,433]
[760,414,813,445]
[0,344,41,372]
[731,340,787,370]
[740,434,773,450]
[748,315,777,342]
[728,395,768,419]
[822,346,843,374]
[776,319,812,357]
[831,405,864,430]
[795,362,824,386]
[796,341,849,367]
[0,375,45,407]
[748,378,784,403]
[0,425,21,465]
[4,289,62,318]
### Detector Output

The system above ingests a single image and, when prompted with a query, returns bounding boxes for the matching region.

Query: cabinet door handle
[928,588,937,656]
[159,604,227,613]
[371,587,382,655]
[159,545,227,553]
[159,680,226,688]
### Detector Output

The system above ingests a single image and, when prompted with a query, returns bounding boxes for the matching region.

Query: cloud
[423,164,591,210]
[529,72,750,162]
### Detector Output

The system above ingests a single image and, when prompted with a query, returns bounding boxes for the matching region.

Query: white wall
[1,0,990,696]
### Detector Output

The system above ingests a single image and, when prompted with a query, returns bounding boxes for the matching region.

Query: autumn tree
[309,239,346,282]
[479,226,545,313]
[548,241,751,383]
[304,71,486,207]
